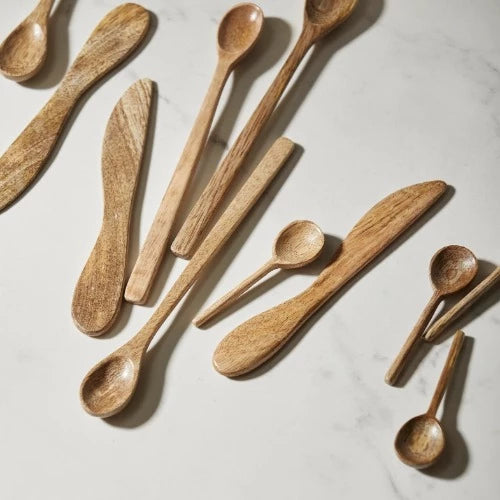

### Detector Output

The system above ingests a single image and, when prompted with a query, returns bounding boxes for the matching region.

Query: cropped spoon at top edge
[125,3,264,305]
[171,0,359,259]
[0,0,55,82]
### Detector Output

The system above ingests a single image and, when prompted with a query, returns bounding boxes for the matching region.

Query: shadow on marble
[421,335,474,479]
[21,0,78,90]
[104,144,303,428]
[196,233,342,329]
[233,184,455,381]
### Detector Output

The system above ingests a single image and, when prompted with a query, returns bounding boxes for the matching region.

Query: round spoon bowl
[80,356,138,418]
[0,21,47,81]
[217,3,263,59]
[395,414,445,468]
[273,220,325,268]
[430,245,478,295]
[305,0,358,33]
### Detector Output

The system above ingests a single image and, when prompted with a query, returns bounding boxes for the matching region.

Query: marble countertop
[0,0,499,499]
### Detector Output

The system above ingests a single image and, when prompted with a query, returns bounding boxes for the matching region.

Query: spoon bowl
[274,220,325,268]
[80,355,140,418]
[430,245,478,295]
[217,3,263,60]
[305,0,358,36]
[395,414,445,468]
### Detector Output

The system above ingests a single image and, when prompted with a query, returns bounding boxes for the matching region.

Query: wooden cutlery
[71,79,154,336]
[395,330,465,468]
[0,3,151,211]
[125,3,264,304]
[80,137,295,417]
[424,266,500,342]
[171,0,358,259]
[212,180,448,378]
[193,219,324,327]
[0,0,55,81]
[385,246,477,386]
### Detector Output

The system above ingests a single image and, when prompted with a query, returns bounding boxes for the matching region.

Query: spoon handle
[33,0,55,20]
[424,267,500,342]
[0,4,150,211]
[171,28,314,259]
[125,58,233,304]
[193,259,278,327]
[426,330,465,417]
[128,138,295,350]
[385,291,441,386]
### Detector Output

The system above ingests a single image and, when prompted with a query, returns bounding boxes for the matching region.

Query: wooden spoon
[424,266,500,342]
[0,3,151,212]
[395,330,465,468]
[212,181,448,378]
[80,137,295,418]
[385,245,477,386]
[124,3,264,304]
[71,79,154,336]
[171,0,358,259]
[194,220,325,327]
[0,0,55,82]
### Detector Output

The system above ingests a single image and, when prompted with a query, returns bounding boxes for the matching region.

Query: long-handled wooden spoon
[213,181,448,378]
[171,0,358,259]
[72,79,154,336]
[124,3,264,305]
[424,266,500,342]
[395,330,465,468]
[0,3,150,212]
[385,246,477,386]
[0,0,55,82]
[194,220,324,327]
[80,137,295,417]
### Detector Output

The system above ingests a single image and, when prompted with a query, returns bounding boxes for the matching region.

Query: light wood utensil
[395,330,465,468]
[194,219,325,327]
[171,0,358,259]
[424,266,500,342]
[0,0,55,82]
[385,246,477,386]
[80,137,295,417]
[124,3,264,305]
[71,79,154,336]
[0,3,150,212]
[213,180,448,377]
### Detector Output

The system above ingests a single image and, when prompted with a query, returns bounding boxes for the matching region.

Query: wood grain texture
[0,3,150,211]
[193,220,324,327]
[170,0,358,259]
[80,138,295,417]
[71,79,154,336]
[0,0,55,81]
[385,245,477,386]
[124,4,263,304]
[213,180,448,377]
[424,266,500,341]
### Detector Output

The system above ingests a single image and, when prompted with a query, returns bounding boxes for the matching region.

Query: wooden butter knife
[213,180,448,377]
[0,3,150,211]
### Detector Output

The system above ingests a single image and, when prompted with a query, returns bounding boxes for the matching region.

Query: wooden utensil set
[1,1,497,469]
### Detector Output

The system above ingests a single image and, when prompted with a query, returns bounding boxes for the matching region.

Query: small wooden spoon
[395,330,465,468]
[0,0,55,82]
[0,3,151,212]
[385,245,477,386]
[171,0,358,259]
[125,3,264,304]
[194,220,324,327]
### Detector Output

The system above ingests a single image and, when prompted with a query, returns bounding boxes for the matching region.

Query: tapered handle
[171,29,314,258]
[427,330,465,417]
[32,0,55,20]
[385,292,442,386]
[424,267,500,341]
[125,59,232,304]
[194,259,278,327]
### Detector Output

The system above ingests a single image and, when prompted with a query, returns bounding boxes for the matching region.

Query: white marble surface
[0,0,499,499]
